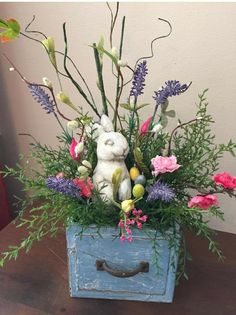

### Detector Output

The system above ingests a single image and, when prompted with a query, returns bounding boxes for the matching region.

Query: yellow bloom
[121,199,135,213]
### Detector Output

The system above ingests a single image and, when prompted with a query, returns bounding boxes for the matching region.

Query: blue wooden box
[66,225,180,303]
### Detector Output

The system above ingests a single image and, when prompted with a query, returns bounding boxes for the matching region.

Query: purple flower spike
[153,80,190,107]
[130,60,148,103]
[146,181,175,203]
[28,84,56,115]
[46,176,81,199]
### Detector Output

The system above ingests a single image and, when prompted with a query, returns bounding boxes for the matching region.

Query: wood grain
[0,220,236,315]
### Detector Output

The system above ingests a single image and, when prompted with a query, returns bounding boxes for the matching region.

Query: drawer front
[66,226,179,302]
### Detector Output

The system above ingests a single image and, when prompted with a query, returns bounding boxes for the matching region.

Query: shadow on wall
[0,57,25,218]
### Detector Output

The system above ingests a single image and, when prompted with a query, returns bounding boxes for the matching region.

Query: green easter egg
[132,184,145,198]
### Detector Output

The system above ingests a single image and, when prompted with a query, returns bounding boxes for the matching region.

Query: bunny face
[97,132,129,161]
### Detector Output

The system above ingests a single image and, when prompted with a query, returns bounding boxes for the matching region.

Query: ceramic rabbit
[92,115,131,202]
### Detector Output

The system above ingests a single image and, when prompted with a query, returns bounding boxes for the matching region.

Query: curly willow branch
[124,18,172,87]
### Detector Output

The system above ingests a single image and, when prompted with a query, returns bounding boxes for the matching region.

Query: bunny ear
[100,114,114,132]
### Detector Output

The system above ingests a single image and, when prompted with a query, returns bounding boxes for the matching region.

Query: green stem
[62,24,101,118]
[114,16,126,131]
[93,43,108,116]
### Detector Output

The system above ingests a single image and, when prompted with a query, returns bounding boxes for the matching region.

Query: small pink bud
[120,235,126,242]
[140,117,152,135]
[125,227,132,235]
[118,220,124,228]
[137,222,142,229]
[56,172,64,179]
[127,236,133,243]
[140,215,148,222]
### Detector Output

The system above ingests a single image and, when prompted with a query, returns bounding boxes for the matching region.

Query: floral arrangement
[1,5,236,282]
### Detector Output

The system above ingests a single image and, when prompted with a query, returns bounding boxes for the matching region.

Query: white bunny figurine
[92,115,131,202]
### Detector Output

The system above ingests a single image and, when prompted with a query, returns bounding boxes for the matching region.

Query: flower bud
[77,165,89,175]
[152,123,163,133]
[75,142,84,156]
[42,37,57,67]
[42,77,52,88]
[110,47,118,59]
[121,199,135,213]
[57,91,71,104]
[56,92,77,111]
[118,60,128,67]
[82,160,92,169]
[67,120,79,129]
[42,36,55,52]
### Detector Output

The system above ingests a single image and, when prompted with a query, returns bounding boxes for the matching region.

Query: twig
[114,16,126,131]
[106,2,120,49]
[63,23,101,118]
[185,185,236,197]
[123,18,172,87]
[3,54,71,124]
[93,43,108,116]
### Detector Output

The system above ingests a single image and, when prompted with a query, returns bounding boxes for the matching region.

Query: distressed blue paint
[66,225,180,303]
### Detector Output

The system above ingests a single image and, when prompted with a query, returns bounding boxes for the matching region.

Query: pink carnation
[188,195,218,210]
[140,117,152,135]
[213,172,236,190]
[69,138,80,161]
[151,155,181,176]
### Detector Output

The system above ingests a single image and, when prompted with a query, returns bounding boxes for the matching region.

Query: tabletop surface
[0,220,236,315]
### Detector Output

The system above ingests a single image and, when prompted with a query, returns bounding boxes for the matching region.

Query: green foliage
[0,18,20,42]
[0,87,233,284]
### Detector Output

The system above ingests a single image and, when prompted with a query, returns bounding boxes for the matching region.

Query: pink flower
[126,219,135,225]
[151,155,181,176]
[118,220,124,228]
[56,172,64,179]
[125,227,132,235]
[137,222,142,229]
[188,195,218,210]
[139,215,148,222]
[120,235,126,242]
[73,177,94,198]
[127,236,133,243]
[140,117,152,135]
[69,138,80,161]
[213,172,236,190]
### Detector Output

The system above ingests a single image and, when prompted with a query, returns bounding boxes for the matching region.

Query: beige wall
[0,2,236,233]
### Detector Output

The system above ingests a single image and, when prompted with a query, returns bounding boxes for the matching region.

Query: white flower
[75,142,84,156]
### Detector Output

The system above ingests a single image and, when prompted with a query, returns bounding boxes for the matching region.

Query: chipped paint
[66,225,180,303]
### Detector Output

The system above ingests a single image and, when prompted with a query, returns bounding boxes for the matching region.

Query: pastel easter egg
[132,184,145,198]
[134,174,146,186]
[130,167,140,181]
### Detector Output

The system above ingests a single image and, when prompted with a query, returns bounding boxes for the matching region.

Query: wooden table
[0,221,236,315]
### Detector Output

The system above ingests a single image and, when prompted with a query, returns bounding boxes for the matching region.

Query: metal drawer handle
[96,259,149,278]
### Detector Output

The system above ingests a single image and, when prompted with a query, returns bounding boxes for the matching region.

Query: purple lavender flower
[46,176,81,199]
[153,80,190,107]
[146,181,175,203]
[28,84,56,115]
[130,60,148,103]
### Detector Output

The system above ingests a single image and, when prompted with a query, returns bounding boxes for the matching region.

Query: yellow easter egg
[130,167,140,181]
[132,184,145,198]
